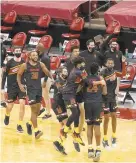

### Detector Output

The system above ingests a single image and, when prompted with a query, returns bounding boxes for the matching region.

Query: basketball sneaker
[26,122,32,135]
[38,108,45,116]
[93,150,101,162]
[17,125,24,133]
[72,131,85,146]
[88,148,95,158]
[53,141,67,155]
[102,139,110,148]
[4,115,10,125]
[73,141,80,152]
[42,114,52,119]
[111,137,117,147]
[35,130,43,139]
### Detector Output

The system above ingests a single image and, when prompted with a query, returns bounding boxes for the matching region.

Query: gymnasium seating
[61,17,84,39]
[1,10,17,32]
[38,35,53,55]
[28,14,51,36]
[6,32,27,54]
[106,20,121,35]
[62,39,80,55]
[119,65,136,104]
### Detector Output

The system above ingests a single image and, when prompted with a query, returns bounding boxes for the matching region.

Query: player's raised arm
[17,63,26,92]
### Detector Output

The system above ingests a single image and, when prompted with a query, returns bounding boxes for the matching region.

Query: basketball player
[52,66,68,128]
[65,46,85,135]
[1,47,26,133]
[17,51,53,139]
[36,43,52,119]
[100,57,126,148]
[84,63,107,162]
[53,57,87,155]
[53,56,104,154]
[104,40,124,96]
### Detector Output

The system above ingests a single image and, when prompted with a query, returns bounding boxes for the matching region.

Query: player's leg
[38,97,46,116]
[17,91,26,132]
[42,78,52,119]
[72,105,85,147]
[110,102,117,146]
[102,104,110,148]
[84,102,94,158]
[76,92,85,133]
[4,91,16,125]
[26,90,43,139]
[93,103,102,162]
[78,102,85,133]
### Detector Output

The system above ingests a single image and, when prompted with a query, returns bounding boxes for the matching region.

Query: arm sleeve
[1,62,10,89]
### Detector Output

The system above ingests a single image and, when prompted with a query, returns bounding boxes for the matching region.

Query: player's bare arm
[40,62,53,79]
[17,63,26,92]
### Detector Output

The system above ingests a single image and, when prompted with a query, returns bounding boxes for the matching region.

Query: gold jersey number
[31,72,38,80]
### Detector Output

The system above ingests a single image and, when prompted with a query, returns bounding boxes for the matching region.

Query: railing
[84,0,111,27]
[90,1,110,15]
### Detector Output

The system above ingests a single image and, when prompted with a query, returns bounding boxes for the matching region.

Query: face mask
[107,67,113,71]
[14,53,21,58]
[62,74,68,79]
[80,66,85,71]
[111,46,116,52]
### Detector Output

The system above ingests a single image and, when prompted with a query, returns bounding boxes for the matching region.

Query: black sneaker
[42,114,52,119]
[38,108,45,116]
[111,137,117,147]
[102,139,110,148]
[53,141,67,155]
[35,130,43,139]
[17,125,24,133]
[73,141,80,152]
[72,131,85,146]
[93,150,101,162]
[88,148,94,158]
[26,122,32,135]
[4,115,10,125]
[1,102,7,108]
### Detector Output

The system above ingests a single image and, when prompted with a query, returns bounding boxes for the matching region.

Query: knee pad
[86,119,93,125]
[93,118,101,126]
[29,100,37,105]
[110,105,118,113]
[7,99,14,103]
[103,107,110,114]
[57,113,68,122]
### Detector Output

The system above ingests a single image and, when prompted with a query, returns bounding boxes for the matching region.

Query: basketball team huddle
[1,36,126,162]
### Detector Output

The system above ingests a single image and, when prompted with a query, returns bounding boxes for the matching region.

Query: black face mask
[107,67,113,71]
[90,47,95,52]
[14,53,21,58]
[111,47,116,52]
[80,66,85,71]
[62,74,68,79]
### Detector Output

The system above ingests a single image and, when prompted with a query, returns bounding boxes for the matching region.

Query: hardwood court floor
[0,105,136,162]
